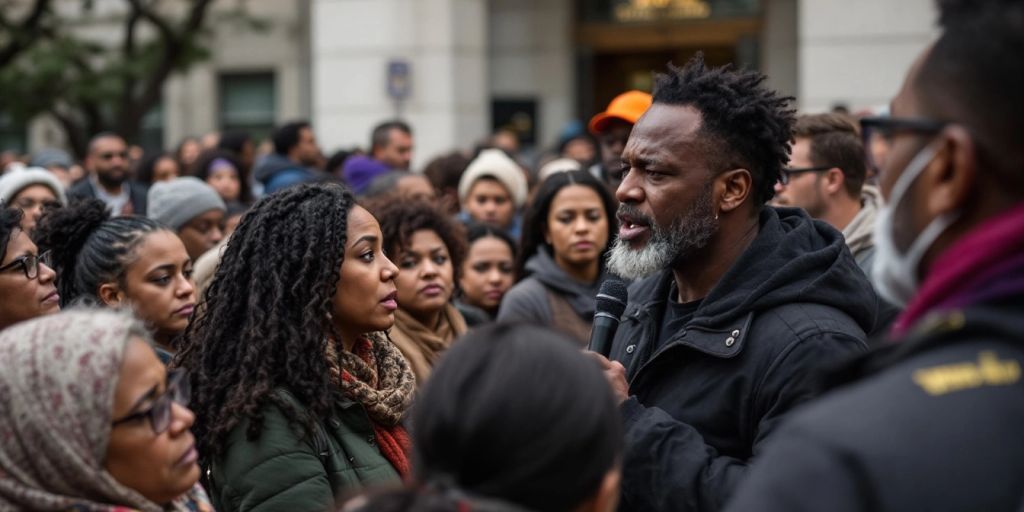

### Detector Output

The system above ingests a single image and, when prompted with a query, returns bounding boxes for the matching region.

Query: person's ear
[98,282,124,307]
[822,168,846,195]
[716,168,752,214]
[576,466,622,512]
[926,126,976,216]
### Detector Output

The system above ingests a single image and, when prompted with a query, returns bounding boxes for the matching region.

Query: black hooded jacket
[609,207,878,512]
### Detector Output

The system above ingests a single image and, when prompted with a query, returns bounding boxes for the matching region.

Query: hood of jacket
[523,246,607,318]
[253,153,306,184]
[629,207,878,334]
[842,184,882,258]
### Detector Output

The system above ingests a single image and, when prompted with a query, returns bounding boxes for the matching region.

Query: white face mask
[871,142,960,307]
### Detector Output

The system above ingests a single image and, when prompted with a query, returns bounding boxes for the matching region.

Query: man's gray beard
[606,190,718,280]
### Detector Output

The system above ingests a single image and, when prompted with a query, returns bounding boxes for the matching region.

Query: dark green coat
[207,389,400,512]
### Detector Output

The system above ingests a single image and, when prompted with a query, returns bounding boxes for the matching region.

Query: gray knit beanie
[147,177,226,230]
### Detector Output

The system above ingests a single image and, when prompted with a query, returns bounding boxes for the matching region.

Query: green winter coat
[207,389,400,512]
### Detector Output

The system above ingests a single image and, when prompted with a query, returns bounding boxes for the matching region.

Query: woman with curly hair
[497,170,616,344]
[374,200,467,385]
[177,183,413,511]
[33,199,196,361]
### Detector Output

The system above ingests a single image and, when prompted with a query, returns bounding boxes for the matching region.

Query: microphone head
[595,278,628,318]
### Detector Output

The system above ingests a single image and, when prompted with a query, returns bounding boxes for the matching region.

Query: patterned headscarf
[0,310,203,511]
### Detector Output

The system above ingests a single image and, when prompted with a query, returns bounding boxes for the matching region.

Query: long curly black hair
[32,199,164,307]
[652,52,796,206]
[176,182,356,462]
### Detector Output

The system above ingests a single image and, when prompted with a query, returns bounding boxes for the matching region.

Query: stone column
[312,0,489,170]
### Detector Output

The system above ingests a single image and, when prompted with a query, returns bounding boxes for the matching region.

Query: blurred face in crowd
[772,137,827,216]
[465,178,515,229]
[599,119,634,186]
[205,160,241,202]
[98,231,196,343]
[10,185,59,234]
[152,157,180,183]
[546,185,609,277]
[294,127,321,167]
[394,229,454,327]
[87,136,130,189]
[396,174,437,204]
[563,136,596,165]
[459,236,515,314]
[333,206,400,342]
[375,128,414,170]
[608,104,720,279]
[177,210,225,261]
[177,139,201,169]
[0,230,59,330]
[105,338,199,504]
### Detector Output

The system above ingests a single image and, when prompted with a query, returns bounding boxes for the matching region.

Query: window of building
[219,72,276,142]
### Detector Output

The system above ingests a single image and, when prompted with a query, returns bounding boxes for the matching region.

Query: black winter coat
[609,207,878,512]
[724,294,1024,512]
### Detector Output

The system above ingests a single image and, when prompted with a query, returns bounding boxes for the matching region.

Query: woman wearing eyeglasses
[33,199,196,362]
[178,183,413,511]
[0,309,211,511]
[0,206,59,331]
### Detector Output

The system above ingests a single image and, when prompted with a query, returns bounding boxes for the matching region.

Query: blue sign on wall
[387,60,412,101]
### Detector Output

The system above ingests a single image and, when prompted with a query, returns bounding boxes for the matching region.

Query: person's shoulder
[67,177,93,196]
[785,338,1024,444]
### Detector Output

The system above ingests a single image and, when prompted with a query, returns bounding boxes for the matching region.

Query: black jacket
[724,295,1024,511]
[67,177,148,215]
[609,207,878,512]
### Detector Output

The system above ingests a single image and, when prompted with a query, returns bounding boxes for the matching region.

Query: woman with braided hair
[176,182,413,511]
[32,198,196,362]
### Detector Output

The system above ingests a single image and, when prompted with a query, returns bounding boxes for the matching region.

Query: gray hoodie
[496,247,606,326]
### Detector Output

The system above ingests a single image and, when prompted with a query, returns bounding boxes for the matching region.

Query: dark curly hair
[176,182,355,462]
[518,170,615,278]
[652,52,795,206]
[32,199,165,307]
[1,206,23,258]
[373,200,467,282]
[189,148,253,204]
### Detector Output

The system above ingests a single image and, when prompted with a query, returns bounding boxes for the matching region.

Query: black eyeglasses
[0,250,52,279]
[859,116,948,174]
[111,370,191,435]
[778,166,834,186]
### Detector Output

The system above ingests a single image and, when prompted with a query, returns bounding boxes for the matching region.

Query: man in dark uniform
[591,55,879,511]
[725,1,1024,510]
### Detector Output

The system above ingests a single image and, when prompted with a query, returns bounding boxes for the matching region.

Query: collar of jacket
[621,269,752,361]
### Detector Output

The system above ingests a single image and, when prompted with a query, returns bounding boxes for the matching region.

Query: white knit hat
[537,157,582,182]
[458,149,528,209]
[0,167,68,207]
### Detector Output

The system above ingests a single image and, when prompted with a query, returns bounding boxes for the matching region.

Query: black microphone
[589,278,628,358]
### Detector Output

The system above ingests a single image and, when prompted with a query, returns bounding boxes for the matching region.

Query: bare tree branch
[118,0,214,138]
[0,0,52,68]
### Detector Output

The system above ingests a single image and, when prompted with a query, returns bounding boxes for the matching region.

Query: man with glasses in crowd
[725,0,1024,509]
[68,133,148,215]
[773,113,880,275]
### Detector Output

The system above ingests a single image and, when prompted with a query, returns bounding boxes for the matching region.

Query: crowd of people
[0,0,1022,510]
